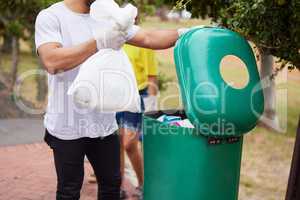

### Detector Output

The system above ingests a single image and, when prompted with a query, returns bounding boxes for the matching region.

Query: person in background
[143,48,159,112]
[88,45,158,199]
[116,44,158,200]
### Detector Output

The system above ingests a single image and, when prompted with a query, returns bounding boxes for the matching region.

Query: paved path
[0,119,137,199]
[0,119,44,147]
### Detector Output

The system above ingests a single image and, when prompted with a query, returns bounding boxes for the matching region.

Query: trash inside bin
[157,114,195,128]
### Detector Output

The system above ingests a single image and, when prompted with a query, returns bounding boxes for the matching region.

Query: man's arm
[38,28,182,75]
[127,29,179,50]
[37,40,97,75]
[35,10,98,75]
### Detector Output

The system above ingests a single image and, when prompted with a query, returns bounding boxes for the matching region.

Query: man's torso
[38,2,118,140]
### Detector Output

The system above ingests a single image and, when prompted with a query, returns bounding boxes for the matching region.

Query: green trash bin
[143,27,264,200]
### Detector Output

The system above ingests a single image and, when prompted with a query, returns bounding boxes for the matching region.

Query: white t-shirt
[35,2,139,140]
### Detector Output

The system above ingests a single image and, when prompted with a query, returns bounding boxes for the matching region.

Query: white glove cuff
[92,28,106,50]
[177,28,189,37]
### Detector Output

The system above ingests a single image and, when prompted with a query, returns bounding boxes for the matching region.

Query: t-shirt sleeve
[125,25,141,41]
[35,10,63,50]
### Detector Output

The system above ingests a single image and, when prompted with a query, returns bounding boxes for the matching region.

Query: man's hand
[178,25,215,37]
[93,28,126,50]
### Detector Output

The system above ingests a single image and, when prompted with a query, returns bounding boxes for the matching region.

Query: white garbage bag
[68,0,141,112]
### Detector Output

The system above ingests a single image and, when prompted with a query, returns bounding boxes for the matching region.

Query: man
[35,0,188,199]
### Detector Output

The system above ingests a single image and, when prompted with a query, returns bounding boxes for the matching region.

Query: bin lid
[174,27,264,137]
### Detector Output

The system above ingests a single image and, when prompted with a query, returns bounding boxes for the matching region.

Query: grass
[1,17,299,200]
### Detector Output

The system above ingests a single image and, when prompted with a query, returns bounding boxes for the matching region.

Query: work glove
[177,28,190,37]
[93,28,127,50]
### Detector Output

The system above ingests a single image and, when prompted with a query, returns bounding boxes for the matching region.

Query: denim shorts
[116,88,148,134]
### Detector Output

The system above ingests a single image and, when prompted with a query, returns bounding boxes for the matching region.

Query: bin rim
[143,109,248,138]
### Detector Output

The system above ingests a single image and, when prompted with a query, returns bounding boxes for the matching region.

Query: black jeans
[45,130,121,200]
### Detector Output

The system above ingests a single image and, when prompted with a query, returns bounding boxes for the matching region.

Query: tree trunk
[259,48,281,132]
[148,0,155,4]
[1,34,13,53]
[138,0,145,22]
[0,46,6,94]
[157,6,169,21]
[35,62,47,102]
[9,36,19,93]
[0,48,10,93]
[285,117,300,200]
[140,0,145,11]
[0,38,10,93]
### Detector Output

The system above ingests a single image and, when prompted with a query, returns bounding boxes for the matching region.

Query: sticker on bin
[157,115,195,129]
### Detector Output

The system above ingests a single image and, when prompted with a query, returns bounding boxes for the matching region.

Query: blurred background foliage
[159,0,300,71]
